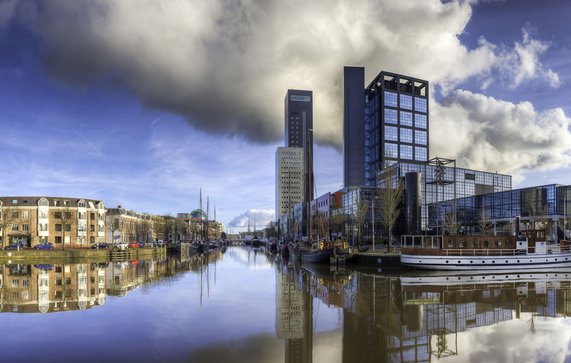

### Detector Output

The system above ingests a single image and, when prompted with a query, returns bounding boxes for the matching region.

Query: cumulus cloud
[431,90,571,178]
[228,209,274,229]
[3,0,560,151]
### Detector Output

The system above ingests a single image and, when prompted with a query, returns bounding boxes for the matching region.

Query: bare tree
[141,219,151,243]
[152,215,165,241]
[476,208,492,235]
[442,210,459,236]
[377,166,404,250]
[107,215,122,245]
[354,198,369,246]
[0,205,16,247]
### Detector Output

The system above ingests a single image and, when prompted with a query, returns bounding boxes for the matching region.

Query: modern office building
[276,147,305,221]
[0,196,106,248]
[285,89,314,203]
[364,71,429,186]
[343,69,429,187]
[431,183,571,241]
[344,67,366,187]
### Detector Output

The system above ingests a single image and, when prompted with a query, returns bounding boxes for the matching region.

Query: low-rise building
[0,196,106,248]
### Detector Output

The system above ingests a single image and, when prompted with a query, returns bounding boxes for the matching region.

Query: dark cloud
[2,0,563,162]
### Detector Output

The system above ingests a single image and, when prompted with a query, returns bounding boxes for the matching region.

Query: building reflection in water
[0,249,226,314]
[274,261,571,363]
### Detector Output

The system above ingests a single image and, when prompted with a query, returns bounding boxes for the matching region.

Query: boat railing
[401,235,443,249]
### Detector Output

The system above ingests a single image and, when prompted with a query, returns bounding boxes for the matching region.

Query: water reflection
[0,249,226,314]
[273,260,571,362]
[1,247,571,362]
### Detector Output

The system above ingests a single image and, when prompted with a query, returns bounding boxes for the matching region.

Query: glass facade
[379,162,512,231]
[364,72,429,186]
[430,184,571,238]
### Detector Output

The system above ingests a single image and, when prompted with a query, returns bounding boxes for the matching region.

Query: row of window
[384,91,427,112]
[384,127,427,145]
[384,109,427,129]
[385,144,428,162]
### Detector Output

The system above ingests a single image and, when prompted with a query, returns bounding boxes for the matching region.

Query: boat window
[459,240,466,248]
[471,239,478,248]
[495,240,502,248]
[447,239,454,248]
[483,240,489,248]
[506,240,512,248]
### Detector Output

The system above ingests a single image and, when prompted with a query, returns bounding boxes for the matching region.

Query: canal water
[1,246,571,362]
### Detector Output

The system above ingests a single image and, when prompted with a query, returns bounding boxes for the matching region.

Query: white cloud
[431,90,571,179]
[228,209,275,230]
[3,0,559,152]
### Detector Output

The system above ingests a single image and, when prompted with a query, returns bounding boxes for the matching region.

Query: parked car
[138,241,145,248]
[34,242,54,250]
[128,241,139,249]
[4,242,25,250]
[90,242,109,249]
[156,240,165,247]
[113,242,128,250]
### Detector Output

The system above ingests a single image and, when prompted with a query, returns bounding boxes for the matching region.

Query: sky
[0,0,570,232]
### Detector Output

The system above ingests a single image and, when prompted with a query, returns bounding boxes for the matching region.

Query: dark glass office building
[285,89,314,202]
[344,67,366,187]
[364,71,429,186]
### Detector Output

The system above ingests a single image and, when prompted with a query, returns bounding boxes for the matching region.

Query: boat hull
[300,248,333,264]
[401,252,571,270]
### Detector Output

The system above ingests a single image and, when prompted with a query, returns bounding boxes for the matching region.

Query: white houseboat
[400,231,571,271]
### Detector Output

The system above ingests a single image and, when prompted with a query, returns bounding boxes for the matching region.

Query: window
[414,97,427,112]
[414,113,427,129]
[495,240,502,248]
[415,147,427,162]
[400,145,413,160]
[400,94,412,110]
[22,279,29,288]
[11,212,18,219]
[447,239,454,248]
[38,198,49,207]
[465,173,476,181]
[384,109,398,124]
[64,212,72,219]
[400,111,413,127]
[22,211,29,220]
[11,279,19,288]
[415,130,427,145]
[400,128,413,143]
[385,143,398,158]
[471,239,479,248]
[483,240,489,248]
[384,91,398,107]
[65,224,71,232]
[54,212,61,219]
[55,224,62,232]
[55,236,62,244]
[22,224,29,232]
[90,213,95,221]
[39,211,48,219]
[384,126,398,141]
[12,224,18,232]
[459,240,466,248]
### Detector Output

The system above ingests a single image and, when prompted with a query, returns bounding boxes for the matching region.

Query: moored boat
[400,232,571,271]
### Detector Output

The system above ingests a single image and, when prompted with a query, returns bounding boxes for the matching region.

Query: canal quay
[0,246,569,363]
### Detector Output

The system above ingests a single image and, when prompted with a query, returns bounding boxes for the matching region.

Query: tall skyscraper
[285,89,314,202]
[343,67,365,187]
[364,71,429,185]
[275,147,305,220]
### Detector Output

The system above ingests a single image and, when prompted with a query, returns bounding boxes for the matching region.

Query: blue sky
[0,0,570,231]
